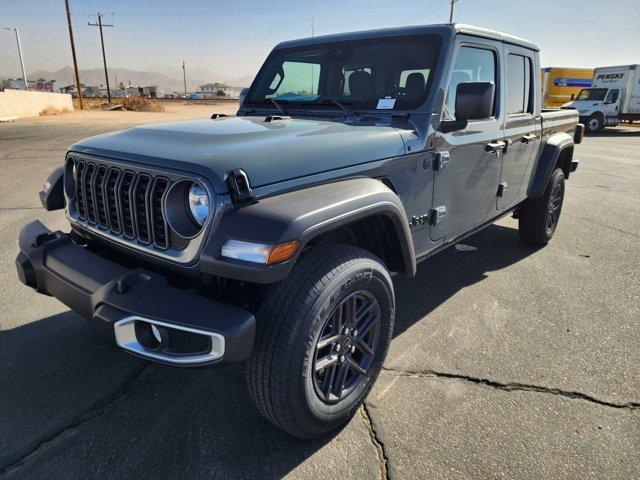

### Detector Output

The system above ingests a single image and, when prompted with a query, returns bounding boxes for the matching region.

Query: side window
[605,89,619,104]
[506,53,533,115]
[267,61,320,99]
[445,46,496,120]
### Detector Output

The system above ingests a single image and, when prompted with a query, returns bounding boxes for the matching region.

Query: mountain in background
[23,66,254,91]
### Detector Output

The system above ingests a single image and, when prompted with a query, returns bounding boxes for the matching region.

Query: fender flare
[527,132,574,198]
[200,178,416,283]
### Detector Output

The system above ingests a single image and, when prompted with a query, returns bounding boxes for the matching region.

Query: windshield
[576,88,607,101]
[247,34,442,112]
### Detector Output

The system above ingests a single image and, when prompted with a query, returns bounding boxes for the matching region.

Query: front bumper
[15,220,255,366]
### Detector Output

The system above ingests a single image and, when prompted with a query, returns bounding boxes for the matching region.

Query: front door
[497,46,538,209]
[604,88,621,120]
[430,41,504,241]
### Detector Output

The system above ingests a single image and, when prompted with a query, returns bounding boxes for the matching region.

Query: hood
[71,116,406,193]
[563,99,603,110]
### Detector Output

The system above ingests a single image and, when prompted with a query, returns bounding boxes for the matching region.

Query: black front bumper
[16,221,255,366]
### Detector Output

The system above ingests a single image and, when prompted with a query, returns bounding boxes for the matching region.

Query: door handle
[521,133,537,144]
[485,140,506,153]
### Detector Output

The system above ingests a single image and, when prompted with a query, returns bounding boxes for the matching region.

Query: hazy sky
[1,0,639,81]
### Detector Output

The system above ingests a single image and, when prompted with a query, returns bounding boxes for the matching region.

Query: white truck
[563,64,640,132]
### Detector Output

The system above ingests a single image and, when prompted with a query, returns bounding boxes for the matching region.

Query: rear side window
[506,54,533,115]
[444,46,496,120]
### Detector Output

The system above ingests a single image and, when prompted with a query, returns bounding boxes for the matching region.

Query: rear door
[497,46,538,210]
[430,39,504,241]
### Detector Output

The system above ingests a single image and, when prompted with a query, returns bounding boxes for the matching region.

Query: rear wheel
[247,244,394,438]
[518,168,565,246]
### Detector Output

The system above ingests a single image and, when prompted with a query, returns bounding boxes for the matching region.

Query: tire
[247,244,395,438]
[586,114,603,133]
[518,168,565,246]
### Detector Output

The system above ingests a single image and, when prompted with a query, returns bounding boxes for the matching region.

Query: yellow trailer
[541,67,593,108]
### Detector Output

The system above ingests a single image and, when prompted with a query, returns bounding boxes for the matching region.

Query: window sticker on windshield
[377,97,396,109]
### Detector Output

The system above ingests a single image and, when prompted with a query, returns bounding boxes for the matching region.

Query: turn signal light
[267,241,300,264]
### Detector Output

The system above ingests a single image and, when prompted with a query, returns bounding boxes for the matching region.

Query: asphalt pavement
[0,114,638,479]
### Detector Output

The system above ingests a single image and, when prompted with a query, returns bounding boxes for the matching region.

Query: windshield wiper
[328,99,361,118]
[269,98,290,116]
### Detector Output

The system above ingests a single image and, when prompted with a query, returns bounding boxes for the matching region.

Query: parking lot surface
[1,109,638,479]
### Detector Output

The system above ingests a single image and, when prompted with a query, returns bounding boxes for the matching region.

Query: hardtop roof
[275,23,539,52]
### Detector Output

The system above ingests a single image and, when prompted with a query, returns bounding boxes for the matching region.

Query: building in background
[199,82,244,98]
[541,67,594,108]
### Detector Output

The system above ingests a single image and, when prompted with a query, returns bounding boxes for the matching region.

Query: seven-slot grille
[70,158,172,250]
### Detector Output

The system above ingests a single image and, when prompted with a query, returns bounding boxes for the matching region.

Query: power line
[402,0,443,25]
[88,12,114,103]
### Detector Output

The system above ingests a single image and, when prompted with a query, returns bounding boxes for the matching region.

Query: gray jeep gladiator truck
[16,23,583,438]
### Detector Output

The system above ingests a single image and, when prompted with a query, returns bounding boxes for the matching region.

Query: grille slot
[84,163,97,224]
[150,177,170,249]
[105,168,122,233]
[94,165,109,228]
[133,174,152,244]
[74,161,86,219]
[68,157,193,254]
[119,171,136,239]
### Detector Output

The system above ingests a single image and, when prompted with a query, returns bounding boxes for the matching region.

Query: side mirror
[438,82,495,133]
[455,82,495,121]
[238,87,249,106]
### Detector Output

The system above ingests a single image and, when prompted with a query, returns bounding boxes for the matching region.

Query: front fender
[527,132,574,198]
[200,178,416,283]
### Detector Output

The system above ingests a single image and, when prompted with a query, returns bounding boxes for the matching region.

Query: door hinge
[433,151,450,171]
[497,182,508,198]
[430,205,447,226]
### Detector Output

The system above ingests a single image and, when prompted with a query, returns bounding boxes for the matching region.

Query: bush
[40,106,71,116]
[120,97,164,112]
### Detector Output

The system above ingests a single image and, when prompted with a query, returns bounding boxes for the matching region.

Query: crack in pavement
[360,403,390,480]
[0,206,42,211]
[382,367,640,411]
[0,364,152,477]
[564,212,639,239]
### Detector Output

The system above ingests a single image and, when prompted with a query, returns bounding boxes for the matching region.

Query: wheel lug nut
[342,327,349,335]
[334,343,341,351]
[340,355,345,363]
[351,345,356,353]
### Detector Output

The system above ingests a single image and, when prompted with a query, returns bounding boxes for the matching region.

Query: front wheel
[247,244,394,438]
[518,168,565,246]
[586,114,603,133]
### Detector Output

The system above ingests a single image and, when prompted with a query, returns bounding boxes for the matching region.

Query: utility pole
[65,0,84,109]
[449,0,458,22]
[4,27,27,89]
[182,61,187,96]
[88,13,114,103]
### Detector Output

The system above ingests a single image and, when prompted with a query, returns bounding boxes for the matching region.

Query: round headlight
[188,183,209,226]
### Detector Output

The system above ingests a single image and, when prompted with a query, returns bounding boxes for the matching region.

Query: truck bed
[541,108,578,136]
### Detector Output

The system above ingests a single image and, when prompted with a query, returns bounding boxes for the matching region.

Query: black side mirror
[438,82,495,133]
[455,81,495,121]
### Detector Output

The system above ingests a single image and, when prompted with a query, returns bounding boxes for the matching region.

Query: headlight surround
[188,183,209,226]
[165,179,213,239]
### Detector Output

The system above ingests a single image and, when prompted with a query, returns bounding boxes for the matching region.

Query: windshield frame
[243,32,445,117]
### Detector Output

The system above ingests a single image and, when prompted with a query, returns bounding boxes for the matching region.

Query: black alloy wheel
[312,291,381,404]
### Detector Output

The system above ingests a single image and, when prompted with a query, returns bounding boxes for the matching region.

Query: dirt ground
[11,101,240,126]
